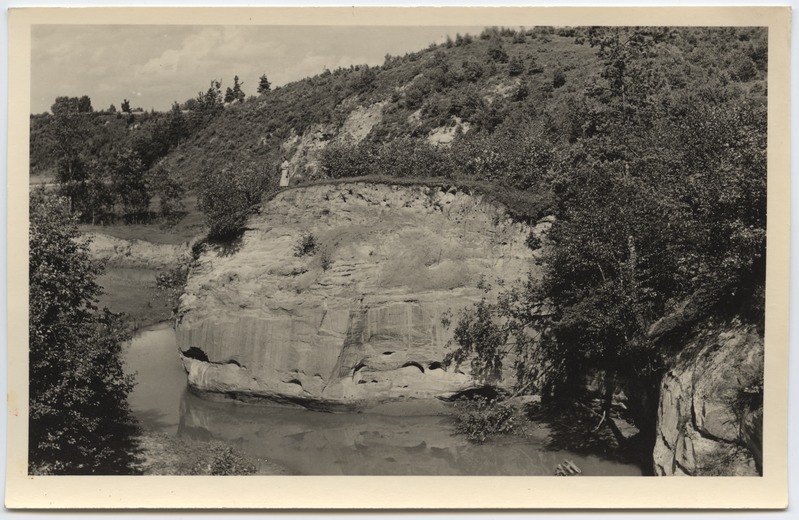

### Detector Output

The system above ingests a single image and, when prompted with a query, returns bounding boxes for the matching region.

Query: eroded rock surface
[176,182,541,409]
[87,233,190,269]
[653,322,763,476]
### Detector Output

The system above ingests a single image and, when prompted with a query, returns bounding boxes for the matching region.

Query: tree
[121,99,131,113]
[445,27,766,448]
[49,97,90,213]
[190,80,224,130]
[197,161,272,240]
[110,149,150,220]
[147,160,186,220]
[257,74,271,94]
[232,75,245,102]
[29,191,139,474]
[108,104,117,113]
[78,95,93,113]
[166,101,188,147]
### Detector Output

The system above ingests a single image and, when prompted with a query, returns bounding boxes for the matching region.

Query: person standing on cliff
[279,157,290,187]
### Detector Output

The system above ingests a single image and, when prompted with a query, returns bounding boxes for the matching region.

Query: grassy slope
[163,30,602,184]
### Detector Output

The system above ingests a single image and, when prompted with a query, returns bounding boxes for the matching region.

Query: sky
[31,25,484,114]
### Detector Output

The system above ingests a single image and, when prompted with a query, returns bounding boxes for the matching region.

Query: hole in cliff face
[181,346,209,362]
[351,362,368,380]
[225,358,243,368]
[401,361,425,373]
[428,361,445,371]
[382,351,395,356]
[286,378,304,389]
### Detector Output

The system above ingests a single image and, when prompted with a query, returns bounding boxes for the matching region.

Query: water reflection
[127,324,642,476]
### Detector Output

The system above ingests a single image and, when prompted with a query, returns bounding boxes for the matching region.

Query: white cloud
[31,24,484,113]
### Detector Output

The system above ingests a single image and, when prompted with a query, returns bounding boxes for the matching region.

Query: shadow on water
[526,401,652,474]
[175,390,643,476]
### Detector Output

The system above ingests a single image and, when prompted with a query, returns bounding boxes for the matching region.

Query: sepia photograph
[5,5,791,510]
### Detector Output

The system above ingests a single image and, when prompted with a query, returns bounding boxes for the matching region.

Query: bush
[552,69,567,89]
[454,397,517,443]
[197,161,272,240]
[294,232,318,257]
[29,192,140,474]
[200,443,256,476]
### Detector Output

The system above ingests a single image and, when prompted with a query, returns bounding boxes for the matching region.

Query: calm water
[126,324,642,476]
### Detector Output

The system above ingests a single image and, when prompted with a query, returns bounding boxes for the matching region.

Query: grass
[269,175,554,222]
[135,430,285,475]
[79,194,206,245]
[95,267,174,330]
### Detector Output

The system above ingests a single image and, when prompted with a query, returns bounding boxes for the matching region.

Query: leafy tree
[257,74,271,94]
[110,149,150,220]
[78,95,93,113]
[121,99,131,113]
[29,191,139,475]
[197,161,272,240]
[49,97,90,212]
[147,160,186,220]
[445,26,766,447]
[108,104,117,113]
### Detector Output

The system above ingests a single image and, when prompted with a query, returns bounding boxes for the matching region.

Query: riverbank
[86,230,196,330]
[135,430,287,475]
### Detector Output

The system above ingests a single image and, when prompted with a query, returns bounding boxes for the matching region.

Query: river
[126,324,643,476]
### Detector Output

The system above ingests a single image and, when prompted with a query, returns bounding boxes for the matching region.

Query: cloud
[31,24,484,114]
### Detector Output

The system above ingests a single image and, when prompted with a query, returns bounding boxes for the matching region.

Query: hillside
[30,25,768,475]
[160,26,765,189]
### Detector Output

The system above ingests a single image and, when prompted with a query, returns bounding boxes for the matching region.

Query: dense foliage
[29,26,767,438]
[196,161,273,240]
[444,27,767,436]
[454,397,518,443]
[29,191,140,474]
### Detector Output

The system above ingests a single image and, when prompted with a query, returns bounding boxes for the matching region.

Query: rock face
[176,182,542,409]
[87,233,190,269]
[653,321,763,476]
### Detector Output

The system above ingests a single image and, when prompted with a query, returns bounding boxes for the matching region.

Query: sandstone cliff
[176,182,543,409]
[653,321,763,476]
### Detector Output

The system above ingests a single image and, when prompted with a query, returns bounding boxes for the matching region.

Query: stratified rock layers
[176,183,541,408]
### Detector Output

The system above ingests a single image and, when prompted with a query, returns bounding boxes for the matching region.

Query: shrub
[552,69,567,89]
[188,442,256,476]
[454,397,518,443]
[294,232,318,257]
[197,161,272,240]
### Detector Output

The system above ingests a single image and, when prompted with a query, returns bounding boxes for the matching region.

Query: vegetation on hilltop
[29,25,767,465]
[443,27,766,449]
